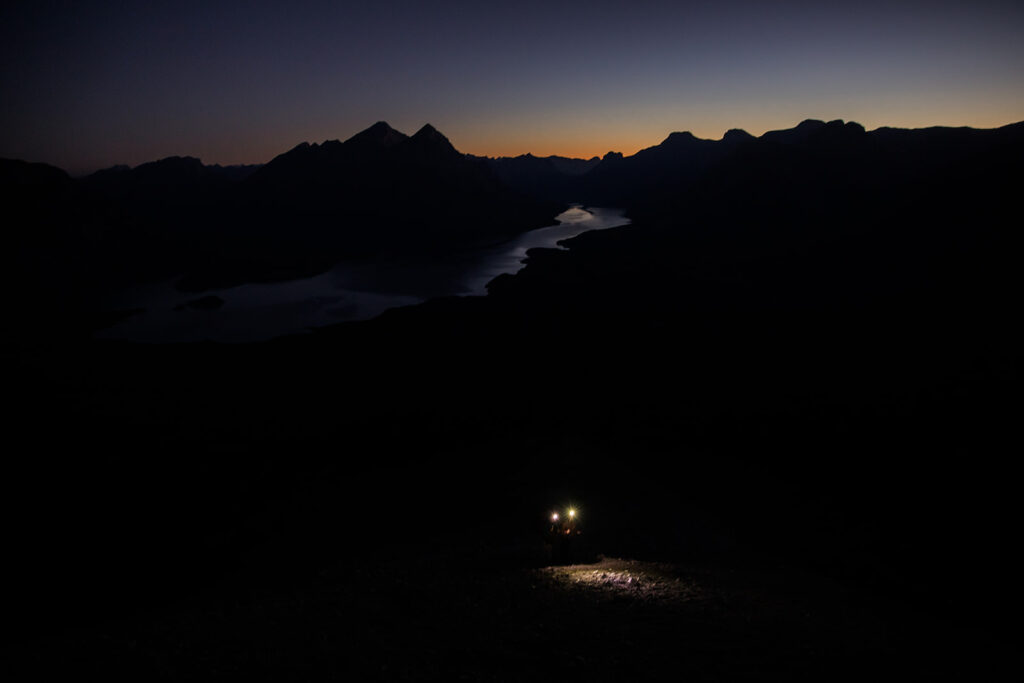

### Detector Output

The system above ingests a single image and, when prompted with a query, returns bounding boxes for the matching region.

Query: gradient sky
[2,0,1023,174]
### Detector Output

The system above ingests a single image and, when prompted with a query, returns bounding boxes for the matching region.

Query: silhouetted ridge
[406,123,461,161]
[9,116,1023,327]
[0,158,71,186]
[0,119,563,300]
[345,121,408,150]
[814,119,867,144]
[131,156,207,183]
[580,130,723,205]
[760,118,827,144]
[661,131,700,145]
[572,118,884,206]
[722,129,755,143]
[547,155,601,176]
[484,152,601,201]
[635,131,716,161]
[81,155,258,225]
[186,120,561,289]
[205,163,262,182]
[413,123,444,139]
[86,156,261,189]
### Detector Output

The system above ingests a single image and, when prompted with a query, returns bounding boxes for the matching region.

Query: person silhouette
[546,512,565,564]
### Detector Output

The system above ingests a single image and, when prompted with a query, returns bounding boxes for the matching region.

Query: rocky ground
[5,549,1005,681]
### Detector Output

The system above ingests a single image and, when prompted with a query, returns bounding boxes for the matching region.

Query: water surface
[97,205,628,343]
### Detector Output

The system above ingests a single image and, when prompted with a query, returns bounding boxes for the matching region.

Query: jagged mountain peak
[346,121,408,148]
[407,124,460,158]
[412,123,449,142]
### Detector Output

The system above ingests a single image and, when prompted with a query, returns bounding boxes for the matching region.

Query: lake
[97,205,629,343]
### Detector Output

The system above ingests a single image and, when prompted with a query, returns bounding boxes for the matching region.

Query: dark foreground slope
[366,120,1024,610]
[8,555,1004,680]
[3,120,1021,679]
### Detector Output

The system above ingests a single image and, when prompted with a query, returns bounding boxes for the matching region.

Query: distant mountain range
[3,117,1023,337]
[481,153,601,203]
[2,122,562,314]
[238,122,557,257]
[490,117,1024,210]
[479,116,1024,327]
[6,115,1022,652]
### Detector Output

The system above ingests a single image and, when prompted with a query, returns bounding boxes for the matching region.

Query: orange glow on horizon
[83,110,1024,174]
[463,143,638,160]
[453,111,1024,161]
[459,132,669,160]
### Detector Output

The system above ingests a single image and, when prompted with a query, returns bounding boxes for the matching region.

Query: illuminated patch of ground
[537,557,703,604]
[7,552,1004,679]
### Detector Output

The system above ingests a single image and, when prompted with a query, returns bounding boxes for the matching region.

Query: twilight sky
[2,0,1023,174]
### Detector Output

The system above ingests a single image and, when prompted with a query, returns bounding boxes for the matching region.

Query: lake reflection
[97,205,628,343]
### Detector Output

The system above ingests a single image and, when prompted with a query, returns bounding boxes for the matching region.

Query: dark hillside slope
[167,122,560,290]
[239,122,559,255]
[2,120,1020,669]
[485,153,599,202]
[574,124,757,205]
[354,119,1024,624]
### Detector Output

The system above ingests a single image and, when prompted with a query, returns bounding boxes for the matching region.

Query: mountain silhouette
[759,117,828,144]
[479,117,1024,317]
[4,118,1023,673]
[1,157,71,187]
[484,153,587,203]
[4,118,1023,334]
[231,121,559,281]
[547,155,601,175]
[574,128,729,205]
[87,156,262,191]
[721,128,755,144]
[406,123,461,159]
[2,121,562,311]
[483,152,602,202]
[82,156,261,224]
[347,120,410,150]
